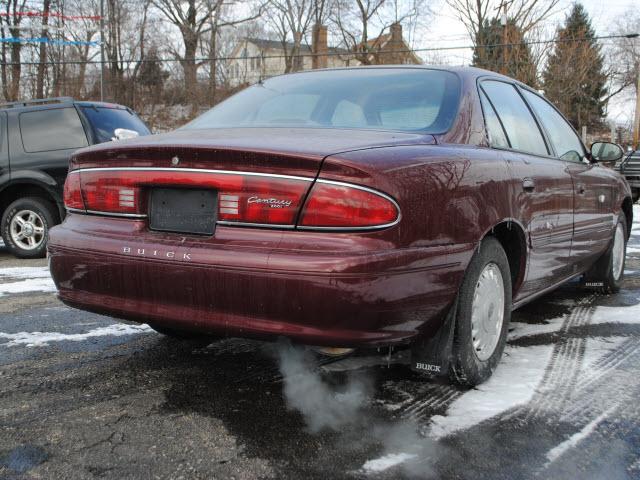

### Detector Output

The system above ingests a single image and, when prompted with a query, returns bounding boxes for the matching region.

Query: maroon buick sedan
[48,67,632,386]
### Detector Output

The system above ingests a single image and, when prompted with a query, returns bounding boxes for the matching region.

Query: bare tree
[265,0,319,73]
[446,0,561,47]
[330,0,424,65]
[35,0,52,98]
[606,9,640,101]
[151,0,262,114]
[0,0,28,101]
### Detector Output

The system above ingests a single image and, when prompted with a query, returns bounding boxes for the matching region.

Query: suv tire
[1,197,58,259]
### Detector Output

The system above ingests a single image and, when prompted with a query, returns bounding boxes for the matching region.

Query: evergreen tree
[542,3,607,130]
[473,17,537,87]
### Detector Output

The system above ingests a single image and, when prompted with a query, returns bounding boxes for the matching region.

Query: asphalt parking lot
[1,205,640,479]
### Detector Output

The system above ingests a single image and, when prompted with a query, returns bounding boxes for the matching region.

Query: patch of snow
[0,323,152,347]
[0,277,57,296]
[429,344,554,438]
[579,336,628,375]
[361,453,417,473]
[0,266,51,280]
[590,303,640,325]
[0,266,56,296]
[545,406,616,464]
[508,317,565,340]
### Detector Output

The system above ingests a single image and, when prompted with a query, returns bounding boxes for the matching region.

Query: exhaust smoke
[275,341,444,476]
[276,341,371,433]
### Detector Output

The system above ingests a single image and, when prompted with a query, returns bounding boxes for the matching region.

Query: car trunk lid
[67,128,434,231]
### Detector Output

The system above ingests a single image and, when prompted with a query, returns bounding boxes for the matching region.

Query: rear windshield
[183,69,461,134]
[81,107,151,143]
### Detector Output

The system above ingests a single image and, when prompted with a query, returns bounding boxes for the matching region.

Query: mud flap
[410,300,457,378]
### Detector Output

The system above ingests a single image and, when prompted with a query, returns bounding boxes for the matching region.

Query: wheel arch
[0,179,63,222]
[621,196,633,240]
[481,219,528,297]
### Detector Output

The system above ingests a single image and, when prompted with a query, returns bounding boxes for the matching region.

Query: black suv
[0,97,150,258]
[617,149,640,204]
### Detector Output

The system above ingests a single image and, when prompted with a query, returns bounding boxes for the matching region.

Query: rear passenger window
[481,81,548,157]
[479,89,509,149]
[20,108,88,153]
[521,90,584,162]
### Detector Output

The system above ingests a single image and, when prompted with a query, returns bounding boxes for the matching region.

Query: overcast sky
[422,0,638,126]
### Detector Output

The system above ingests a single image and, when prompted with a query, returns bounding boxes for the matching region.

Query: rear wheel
[583,214,627,293]
[1,197,58,259]
[450,237,512,387]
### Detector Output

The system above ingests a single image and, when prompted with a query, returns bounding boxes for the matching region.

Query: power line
[0,32,637,66]
[0,36,99,46]
[0,10,101,21]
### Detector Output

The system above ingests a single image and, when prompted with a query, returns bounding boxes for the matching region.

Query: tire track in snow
[376,380,464,423]
[559,337,640,424]
[573,336,640,392]
[502,297,597,422]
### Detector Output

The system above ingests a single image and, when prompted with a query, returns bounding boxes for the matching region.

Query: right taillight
[298,180,400,229]
[63,172,85,211]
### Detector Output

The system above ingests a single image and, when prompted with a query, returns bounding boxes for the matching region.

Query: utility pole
[100,0,105,101]
[496,1,512,75]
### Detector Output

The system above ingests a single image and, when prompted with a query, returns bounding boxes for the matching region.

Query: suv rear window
[20,108,88,153]
[80,107,150,143]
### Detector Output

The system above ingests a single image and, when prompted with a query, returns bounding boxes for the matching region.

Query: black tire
[450,237,512,387]
[148,324,217,344]
[1,197,59,259]
[582,213,627,294]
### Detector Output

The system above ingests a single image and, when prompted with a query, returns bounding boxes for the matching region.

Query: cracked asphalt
[1,205,640,479]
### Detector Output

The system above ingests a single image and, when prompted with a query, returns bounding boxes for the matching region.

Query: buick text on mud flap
[414,362,441,373]
[121,246,192,261]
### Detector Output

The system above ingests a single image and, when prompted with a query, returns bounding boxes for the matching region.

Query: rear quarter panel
[319,144,519,249]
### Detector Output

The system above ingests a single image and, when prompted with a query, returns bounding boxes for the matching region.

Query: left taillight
[63,172,85,211]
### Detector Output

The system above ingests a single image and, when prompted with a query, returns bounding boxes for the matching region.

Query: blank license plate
[149,188,217,235]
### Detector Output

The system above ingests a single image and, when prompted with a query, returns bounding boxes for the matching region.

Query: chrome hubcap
[612,222,625,281]
[9,210,45,251]
[471,262,505,361]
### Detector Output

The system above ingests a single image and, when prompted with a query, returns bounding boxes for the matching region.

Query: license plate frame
[149,188,217,235]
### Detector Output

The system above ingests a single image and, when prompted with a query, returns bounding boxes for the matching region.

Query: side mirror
[112,128,140,141]
[590,141,623,163]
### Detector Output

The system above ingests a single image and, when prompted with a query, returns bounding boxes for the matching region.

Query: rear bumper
[48,214,473,347]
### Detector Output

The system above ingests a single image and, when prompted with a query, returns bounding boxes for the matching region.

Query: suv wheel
[1,197,58,259]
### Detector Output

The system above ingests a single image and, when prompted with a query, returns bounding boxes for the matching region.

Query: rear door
[479,80,575,298]
[10,107,89,198]
[520,89,614,272]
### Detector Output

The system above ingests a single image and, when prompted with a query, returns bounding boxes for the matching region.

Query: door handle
[522,178,535,192]
[577,184,586,195]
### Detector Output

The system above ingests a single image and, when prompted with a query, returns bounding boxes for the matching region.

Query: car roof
[258,64,528,88]
[0,97,128,113]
